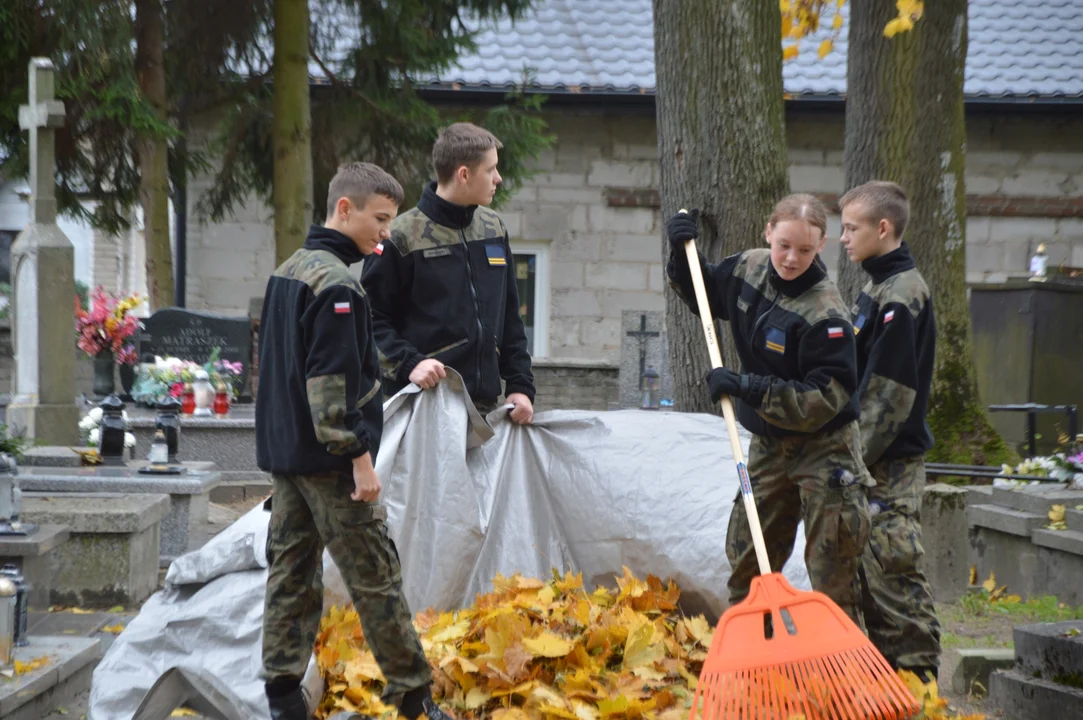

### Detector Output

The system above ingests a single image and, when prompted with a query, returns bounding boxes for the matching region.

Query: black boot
[400,685,455,720]
[266,681,309,720]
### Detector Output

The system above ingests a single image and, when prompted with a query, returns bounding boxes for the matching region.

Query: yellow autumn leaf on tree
[832,13,843,30]
[818,39,833,59]
[783,45,800,61]
[523,632,575,658]
[884,16,913,38]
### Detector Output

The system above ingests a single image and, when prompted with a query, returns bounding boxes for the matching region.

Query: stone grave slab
[1014,621,1083,681]
[990,669,1083,720]
[967,503,1046,537]
[0,525,69,609]
[0,635,101,720]
[992,485,1083,516]
[1068,508,1083,533]
[15,466,222,566]
[22,492,169,606]
[20,446,85,468]
[1032,528,1083,556]
[951,648,1015,695]
[137,307,253,400]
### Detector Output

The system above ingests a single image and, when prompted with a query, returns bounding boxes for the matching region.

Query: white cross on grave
[18,58,66,225]
[6,57,80,446]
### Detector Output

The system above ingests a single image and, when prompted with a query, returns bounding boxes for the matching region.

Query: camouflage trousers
[859,456,942,671]
[261,472,432,702]
[726,422,872,628]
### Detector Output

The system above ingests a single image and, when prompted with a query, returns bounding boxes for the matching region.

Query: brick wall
[531,358,619,412]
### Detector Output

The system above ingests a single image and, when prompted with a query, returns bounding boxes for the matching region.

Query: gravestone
[138,308,253,399]
[619,311,674,409]
[6,58,80,445]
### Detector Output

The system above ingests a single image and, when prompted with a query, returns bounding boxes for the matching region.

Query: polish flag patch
[333,302,351,314]
[884,309,895,323]
[374,242,384,256]
[827,326,845,339]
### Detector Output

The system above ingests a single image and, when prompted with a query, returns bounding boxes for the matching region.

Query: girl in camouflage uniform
[665,195,872,626]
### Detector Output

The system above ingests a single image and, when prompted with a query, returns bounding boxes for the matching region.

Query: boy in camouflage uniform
[255,162,452,720]
[666,195,872,626]
[840,180,941,684]
[361,122,536,421]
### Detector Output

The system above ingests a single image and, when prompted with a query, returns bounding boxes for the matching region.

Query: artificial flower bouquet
[130,346,244,406]
[75,286,143,364]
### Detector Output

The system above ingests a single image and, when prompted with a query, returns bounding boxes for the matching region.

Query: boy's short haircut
[839,180,910,239]
[432,122,503,184]
[325,161,404,218]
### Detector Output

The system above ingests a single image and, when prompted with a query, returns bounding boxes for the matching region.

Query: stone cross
[17,58,66,225]
[6,58,80,446]
[625,314,660,388]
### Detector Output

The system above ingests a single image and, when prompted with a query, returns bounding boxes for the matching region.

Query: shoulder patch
[827,325,845,339]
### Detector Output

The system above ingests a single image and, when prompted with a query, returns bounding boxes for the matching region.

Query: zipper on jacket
[460,230,484,391]
[751,290,781,352]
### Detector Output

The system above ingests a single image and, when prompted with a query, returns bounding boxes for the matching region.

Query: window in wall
[509,240,549,358]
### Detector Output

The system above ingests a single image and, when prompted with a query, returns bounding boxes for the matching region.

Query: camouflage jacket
[668,247,860,439]
[360,182,535,404]
[852,242,936,465]
[255,225,383,475]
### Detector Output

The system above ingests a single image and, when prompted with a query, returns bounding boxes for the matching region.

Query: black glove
[705,368,771,407]
[666,209,700,252]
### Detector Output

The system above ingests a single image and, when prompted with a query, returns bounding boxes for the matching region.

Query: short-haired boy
[839,180,942,686]
[256,161,452,720]
[361,122,536,422]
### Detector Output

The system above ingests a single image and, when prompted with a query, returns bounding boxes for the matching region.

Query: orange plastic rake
[677,210,920,720]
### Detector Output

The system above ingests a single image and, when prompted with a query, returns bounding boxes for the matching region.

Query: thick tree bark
[134,0,173,309]
[652,0,789,415]
[273,0,314,266]
[841,0,1013,464]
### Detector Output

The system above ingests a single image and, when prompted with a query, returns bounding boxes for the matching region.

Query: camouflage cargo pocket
[824,482,871,561]
[331,500,401,583]
[867,495,923,576]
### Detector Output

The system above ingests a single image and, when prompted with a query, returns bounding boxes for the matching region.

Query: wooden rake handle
[679,209,773,577]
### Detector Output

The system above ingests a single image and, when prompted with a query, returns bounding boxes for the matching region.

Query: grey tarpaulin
[88,370,809,719]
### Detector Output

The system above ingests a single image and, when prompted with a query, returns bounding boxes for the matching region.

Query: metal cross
[626,314,660,387]
[18,58,66,225]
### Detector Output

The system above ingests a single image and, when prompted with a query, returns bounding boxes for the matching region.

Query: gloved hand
[705,368,771,407]
[666,208,700,252]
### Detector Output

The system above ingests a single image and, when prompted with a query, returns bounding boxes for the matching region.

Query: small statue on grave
[98,394,129,466]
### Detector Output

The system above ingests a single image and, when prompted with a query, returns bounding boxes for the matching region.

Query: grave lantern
[98,393,128,466]
[192,369,214,417]
[641,366,661,410]
[155,395,182,463]
[0,564,29,648]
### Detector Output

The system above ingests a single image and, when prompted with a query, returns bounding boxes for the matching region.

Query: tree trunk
[652,0,790,414]
[272,0,314,266]
[134,0,173,310]
[841,0,1013,464]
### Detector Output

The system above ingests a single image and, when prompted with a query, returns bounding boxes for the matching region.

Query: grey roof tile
[409,0,1083,99]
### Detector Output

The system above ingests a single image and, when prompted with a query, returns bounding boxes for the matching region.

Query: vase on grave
[119,362,136,399]
[93,349,115,398]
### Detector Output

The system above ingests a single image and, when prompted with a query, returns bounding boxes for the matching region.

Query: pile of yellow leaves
[315,568,705,720]
[315,568,984,720]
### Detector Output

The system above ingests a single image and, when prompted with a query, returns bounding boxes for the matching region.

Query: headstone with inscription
[619,310,674,409]
[138,308,253,400]
[6,58,80,444]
